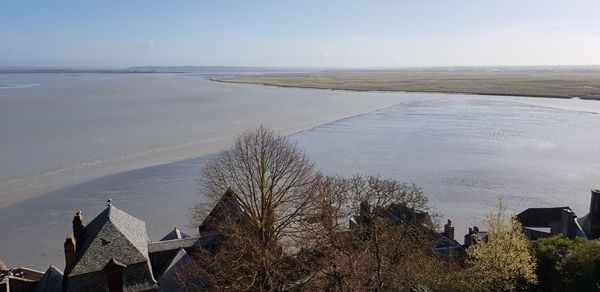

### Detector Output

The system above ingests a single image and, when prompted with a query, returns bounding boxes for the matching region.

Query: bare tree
[200,126,316,247]
[185,126,318,291]
[347,175,429,214]
[183,127,459,291]
[296,175,454,291]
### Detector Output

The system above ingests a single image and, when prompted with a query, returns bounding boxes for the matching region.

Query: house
[57,190,248,292]
[463,226,488,248]
[59,205,205,292]
[0,264,62,292]
[516,189,600,240]
[349,201,465,257]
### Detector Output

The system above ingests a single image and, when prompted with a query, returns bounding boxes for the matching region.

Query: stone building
[463,226,488,248]
[58,204,210,292]
[0,264,62,292]
[349,201,465,257]
[0,190,243,292]
[516,189,600,240]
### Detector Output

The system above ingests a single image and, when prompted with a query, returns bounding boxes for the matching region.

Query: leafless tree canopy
[201,126,316,246]
[294,175,454,291]
[185,127,463,291]
[299,175,430,244]
[347,175,429,213]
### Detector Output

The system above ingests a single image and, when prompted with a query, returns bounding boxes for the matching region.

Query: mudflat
[0,73,404,207]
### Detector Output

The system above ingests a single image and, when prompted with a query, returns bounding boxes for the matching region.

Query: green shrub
[531,236,600,291]
[558,240,600,291]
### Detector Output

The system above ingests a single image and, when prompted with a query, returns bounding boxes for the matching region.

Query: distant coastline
[210,69,600,101]
[0,66,326,75]
[208,77,579,100]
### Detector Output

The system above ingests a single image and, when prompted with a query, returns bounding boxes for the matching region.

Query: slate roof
[66,205,151,276]
[199,189,245,234]
[156,248,188,280]
[375,203,464,254]
[33,266,63,292]
[160,227,191,241]
[516,207,573,227]
[148,238,199,253]
[157,248,207,292]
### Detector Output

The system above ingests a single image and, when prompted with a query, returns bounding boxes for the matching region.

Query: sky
[1,0,600,68]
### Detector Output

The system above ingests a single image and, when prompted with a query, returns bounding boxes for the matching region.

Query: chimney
[560,209,577,238]
[444,219,455,241]
[590,189,600,239]
[64,236,76,270]
[359,201,372,226]
[464,227,476,248]
[72,211,85,249]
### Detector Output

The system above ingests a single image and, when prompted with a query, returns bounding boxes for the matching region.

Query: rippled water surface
[294,96,600,233]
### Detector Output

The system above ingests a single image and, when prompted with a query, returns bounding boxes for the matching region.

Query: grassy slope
[213,71,600,100]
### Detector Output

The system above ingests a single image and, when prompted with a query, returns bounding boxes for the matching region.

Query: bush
[466,200,537,291]
[531,236,600,291]
[531,235,584,291]
[558,239,600,291]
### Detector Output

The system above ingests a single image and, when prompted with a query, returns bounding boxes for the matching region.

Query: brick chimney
[64,211,85,271]
[444,219,455,241]
[72,211,85,247]
[590,189,600,239]
[64,236,76,270]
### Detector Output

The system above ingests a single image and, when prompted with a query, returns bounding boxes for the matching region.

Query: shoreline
[209,77,600,101]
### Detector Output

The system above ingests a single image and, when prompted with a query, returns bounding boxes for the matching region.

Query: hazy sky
[2,0,599,68]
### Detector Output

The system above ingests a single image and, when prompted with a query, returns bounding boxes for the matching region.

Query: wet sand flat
[0,73,404,207]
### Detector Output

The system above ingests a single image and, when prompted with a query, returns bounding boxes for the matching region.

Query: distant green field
[213,71,600,100]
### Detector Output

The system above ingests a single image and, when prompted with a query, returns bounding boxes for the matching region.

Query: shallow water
[1,75,600,270]
[293,95,600,234]
[0,73,402,206]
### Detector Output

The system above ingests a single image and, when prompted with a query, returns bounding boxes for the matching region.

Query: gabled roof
[516,206,573,227]
[148,238,199,253]
[33,265,63,292]
[199,189,245,234]
[66,205,151,276]
[161,227,191,241]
